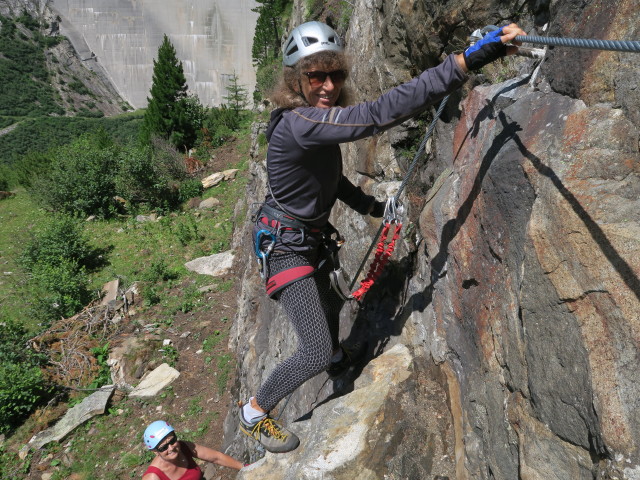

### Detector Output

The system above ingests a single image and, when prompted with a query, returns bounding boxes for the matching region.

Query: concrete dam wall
[51,0,259,108]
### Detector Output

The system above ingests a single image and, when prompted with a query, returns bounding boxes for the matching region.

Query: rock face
[50,0,258,108]
[225,0,639,478]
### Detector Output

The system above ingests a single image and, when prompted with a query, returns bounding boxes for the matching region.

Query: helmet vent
[302,36,318,47]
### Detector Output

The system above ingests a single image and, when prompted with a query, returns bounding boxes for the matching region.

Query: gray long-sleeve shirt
[262,54,467,250]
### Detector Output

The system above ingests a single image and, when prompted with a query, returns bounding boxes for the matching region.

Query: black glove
[463,26,507,71]
[370,200,385,218]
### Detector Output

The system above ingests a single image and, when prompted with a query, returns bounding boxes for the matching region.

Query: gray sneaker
[239,409,300,453]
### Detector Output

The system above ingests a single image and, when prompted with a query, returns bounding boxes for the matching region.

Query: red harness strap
[266,265,315,297]
[351,222,402,302]
[260,216,322,233]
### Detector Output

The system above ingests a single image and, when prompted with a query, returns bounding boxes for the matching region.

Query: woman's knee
[298,343,332,374]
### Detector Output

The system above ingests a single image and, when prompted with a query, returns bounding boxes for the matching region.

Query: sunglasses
[155,434,178,452]
[304,70,347,88]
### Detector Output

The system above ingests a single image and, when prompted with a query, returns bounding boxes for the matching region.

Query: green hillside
[0,7,265,478]
[0,12,64,118]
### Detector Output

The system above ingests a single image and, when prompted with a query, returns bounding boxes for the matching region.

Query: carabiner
[255,229,276,259]
[383,196,404,224]
[255,229,276,280]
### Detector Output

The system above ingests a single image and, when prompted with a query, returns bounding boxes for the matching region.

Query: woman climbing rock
[239,20,526,453]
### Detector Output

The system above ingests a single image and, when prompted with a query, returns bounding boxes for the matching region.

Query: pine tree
[142,35,202,150]
[251,0,286,67]
[222,72,249,115]
[251,0,290,102]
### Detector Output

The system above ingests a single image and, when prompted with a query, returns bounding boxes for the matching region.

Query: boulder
[28,388,114,450]
[198,197,221,209]
[185,251,234,277]
[202,169,240,188]
[129,363,180,398]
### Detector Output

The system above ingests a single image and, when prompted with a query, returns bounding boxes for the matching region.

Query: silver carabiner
[383,196,404,224]
[469,25,499,45]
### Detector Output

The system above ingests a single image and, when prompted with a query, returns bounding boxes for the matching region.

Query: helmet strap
[296,77,310,105]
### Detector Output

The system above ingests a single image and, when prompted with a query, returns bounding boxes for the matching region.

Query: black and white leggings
[255,250,344,412]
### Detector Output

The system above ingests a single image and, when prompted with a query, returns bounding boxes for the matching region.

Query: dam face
[51,0,259,108]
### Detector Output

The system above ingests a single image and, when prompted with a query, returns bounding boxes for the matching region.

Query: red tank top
[143,442,202,480]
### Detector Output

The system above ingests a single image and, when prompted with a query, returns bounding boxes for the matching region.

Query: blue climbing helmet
[283,21,344,66]
[143,420,174,449]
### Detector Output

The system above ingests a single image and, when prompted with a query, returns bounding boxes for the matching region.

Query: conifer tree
[222,72,249,115]
[251,0,289,102]
[251,0,286,67]
[142,35,203,150]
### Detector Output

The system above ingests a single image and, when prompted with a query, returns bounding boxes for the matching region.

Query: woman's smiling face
[155,433,180,458]
[300,68,345,108]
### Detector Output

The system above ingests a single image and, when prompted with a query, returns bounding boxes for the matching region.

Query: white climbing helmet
[143,420,174,450]
[283,21,344,66]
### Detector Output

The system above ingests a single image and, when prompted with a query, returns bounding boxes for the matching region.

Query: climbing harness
[252,203,344,297]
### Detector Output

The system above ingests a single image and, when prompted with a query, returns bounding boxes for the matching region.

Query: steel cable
[351,32,640,290]
[515,35,640,53]
[349,95,450,290]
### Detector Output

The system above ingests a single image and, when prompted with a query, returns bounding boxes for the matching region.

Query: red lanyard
[351,221,402,302]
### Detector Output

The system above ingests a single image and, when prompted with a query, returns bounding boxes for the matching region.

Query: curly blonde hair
[269,51,352,108]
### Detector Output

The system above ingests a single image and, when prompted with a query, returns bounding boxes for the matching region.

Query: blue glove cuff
[463,26,507,70]
[465,27,504,55]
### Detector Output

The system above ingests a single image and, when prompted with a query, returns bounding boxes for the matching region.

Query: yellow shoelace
[252,417,288,440]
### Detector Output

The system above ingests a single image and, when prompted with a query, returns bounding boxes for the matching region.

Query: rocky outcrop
[225,0,639,478]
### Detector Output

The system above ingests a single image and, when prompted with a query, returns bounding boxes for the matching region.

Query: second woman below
[141,420,244,479]
[240,20,527,453]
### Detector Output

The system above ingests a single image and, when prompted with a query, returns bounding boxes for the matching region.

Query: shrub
[142,258,178,283]
[0,320,50,434]
[0,362,48,434]
[115,137,187,210]
[175,216,202,246]
[14,150,51,188]
[194,106,240,151]
[78,108,105,118]
[20,216,98,323]
[68,80,91,96]
[178,178,203,202]
[28,258,92,322]
[0,320,45,366]
[29,130,119,218]
[21,216,94,268]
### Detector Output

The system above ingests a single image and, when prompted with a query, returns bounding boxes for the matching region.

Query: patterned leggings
[255,250,344,412]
